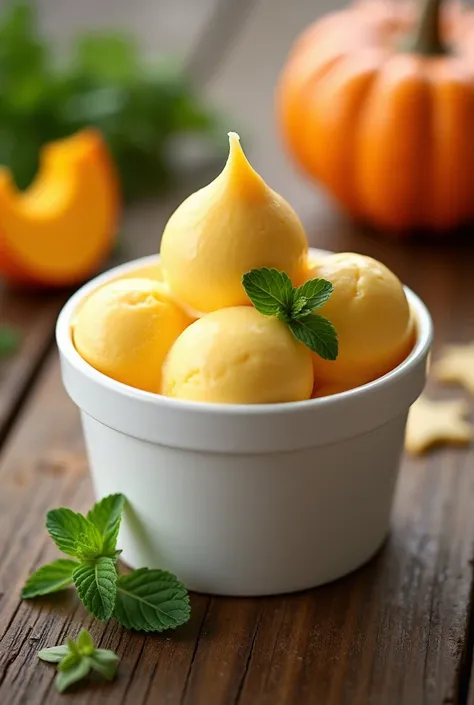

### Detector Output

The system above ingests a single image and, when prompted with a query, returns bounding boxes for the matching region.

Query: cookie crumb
[405,396,473,455]
[433,342,474,395]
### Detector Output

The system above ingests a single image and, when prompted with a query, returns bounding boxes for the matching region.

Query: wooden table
[2,1,474,703]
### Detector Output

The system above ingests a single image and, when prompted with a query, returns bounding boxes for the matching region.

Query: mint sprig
[22,494,191,633]
[242,267,338,360]
[38,629,119,692]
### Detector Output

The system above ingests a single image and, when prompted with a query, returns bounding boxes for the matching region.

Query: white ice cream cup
[56,250,432,596]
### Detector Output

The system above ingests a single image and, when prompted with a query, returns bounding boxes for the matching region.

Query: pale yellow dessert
[162,306,313,404]
[160,132,308,314]
[308,253,415,396]
[73,277,190,393]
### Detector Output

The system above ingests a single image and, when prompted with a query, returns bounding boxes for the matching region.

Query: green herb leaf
[58,651,80,671]
[288,315,338,361]
[292,278,333,316]
[67,637,80,657]
[74,529,105,561]
[21,558,79,598]
[39,629,119,692]
[38,645,69,663]
[0,326,20,357]
[73,557,117,621]
[242,268,293,317]
[46,508,99,557]
[55,658,91,693]
[87,494,125,555]
[76,629,95,656]
[114,568,191,632]
[290,296,308,318]
[89,650,119,681]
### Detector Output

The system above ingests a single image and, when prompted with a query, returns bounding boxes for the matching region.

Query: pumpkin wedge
[0,129,119,287]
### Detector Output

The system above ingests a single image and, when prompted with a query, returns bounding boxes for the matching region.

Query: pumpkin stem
[409,0,447,55]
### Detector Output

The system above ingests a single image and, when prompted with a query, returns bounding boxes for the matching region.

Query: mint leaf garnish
[288,315,338,361]
[241,267,293,317]
[39,629,119,692]
[21,559,79,598]
[242,267,338,360]
[293,278,333,316]
[73,557,117,621]
[46,509,99,558]
[114,568,191,632]
[87,494,125,555]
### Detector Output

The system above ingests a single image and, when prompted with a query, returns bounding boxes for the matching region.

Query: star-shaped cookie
[405,396,473,455]
[433,342,474,395]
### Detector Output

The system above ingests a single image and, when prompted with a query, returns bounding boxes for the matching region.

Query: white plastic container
[56,251,432,596]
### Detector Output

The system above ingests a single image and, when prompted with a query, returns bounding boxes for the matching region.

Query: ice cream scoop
[160,132,308,314]
[308,253,415,395]
[161,306,313,404]
[73,277,190,393]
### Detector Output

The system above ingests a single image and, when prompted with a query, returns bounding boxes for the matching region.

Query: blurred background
[0,0,337,221]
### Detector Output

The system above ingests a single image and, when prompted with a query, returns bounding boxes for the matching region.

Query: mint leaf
[74,528,104,561]
[242,268,293,317]
[21,559,79,598]
[114,568,191,632]
[55,658,91,693]
[58,651,80,671]
[87,494,125,555]
[67,637,80,657]
[73,557,117,621]
[38,645,69,663]
[290,296,308,318]
[76,629,95,656]
[293,278,333,315]
[89,650,119,681]
[288,315,338,361]
[46,508,98,557]
[38,629,119,692]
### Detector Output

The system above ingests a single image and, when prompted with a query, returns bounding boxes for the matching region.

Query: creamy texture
[73,277,190,393]
[162,306,313,404]
[160,132,308,313]
[309,253,415,396]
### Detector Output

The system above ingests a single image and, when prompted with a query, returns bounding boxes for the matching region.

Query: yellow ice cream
[162,306,313,404]
[160,132,308,314]
[308,253,415,396]
[73,277,190,393]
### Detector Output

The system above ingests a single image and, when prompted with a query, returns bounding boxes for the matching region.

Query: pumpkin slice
[0,129,119,287]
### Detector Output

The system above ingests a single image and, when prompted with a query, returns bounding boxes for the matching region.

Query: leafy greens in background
[0,325,20,357]
[0,2,221,201]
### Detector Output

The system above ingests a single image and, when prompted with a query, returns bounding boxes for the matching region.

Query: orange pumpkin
[277,0,474,234]
[0,129,119,287]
